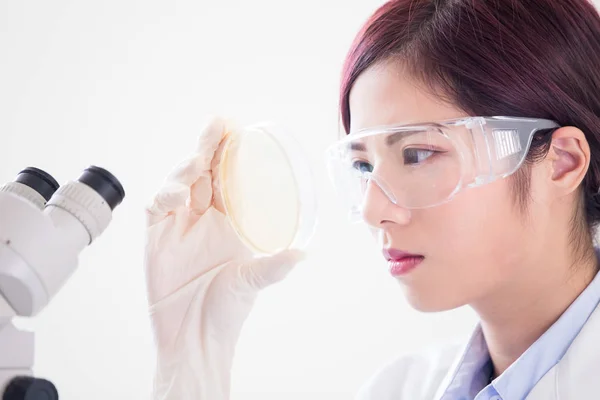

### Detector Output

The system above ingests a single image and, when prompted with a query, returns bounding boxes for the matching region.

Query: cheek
[419,182,528,274]
[401,182,533,311]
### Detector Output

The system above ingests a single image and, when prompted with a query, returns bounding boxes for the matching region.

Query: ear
[547,127,591,195]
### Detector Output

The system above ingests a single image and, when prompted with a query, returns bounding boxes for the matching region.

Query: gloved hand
[144,117,305,400]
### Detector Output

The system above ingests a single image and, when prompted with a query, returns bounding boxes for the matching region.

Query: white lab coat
[356,302,600,400]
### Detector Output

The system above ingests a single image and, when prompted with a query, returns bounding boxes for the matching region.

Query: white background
[2,1,590,399]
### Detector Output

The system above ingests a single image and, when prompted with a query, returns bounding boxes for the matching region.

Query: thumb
[243,249,306,290]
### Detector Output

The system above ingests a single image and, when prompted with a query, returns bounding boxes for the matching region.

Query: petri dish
[219,122,318,255]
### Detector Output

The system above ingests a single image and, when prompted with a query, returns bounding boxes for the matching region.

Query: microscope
[0,166,125,400]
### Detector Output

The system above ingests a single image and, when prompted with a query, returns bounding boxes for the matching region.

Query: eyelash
[350,146,443,171]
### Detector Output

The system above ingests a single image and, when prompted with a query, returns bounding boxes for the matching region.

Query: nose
[361,177,411,228]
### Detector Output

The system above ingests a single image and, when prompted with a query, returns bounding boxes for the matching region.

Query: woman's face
[348,63,549,312]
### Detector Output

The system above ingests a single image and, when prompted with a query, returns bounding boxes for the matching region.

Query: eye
[351,160,373,173]
[403,148,435,165]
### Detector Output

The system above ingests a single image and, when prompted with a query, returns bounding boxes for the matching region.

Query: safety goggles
[325,116,559,222]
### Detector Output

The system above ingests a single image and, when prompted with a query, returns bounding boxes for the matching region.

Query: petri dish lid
[219,122,318,255]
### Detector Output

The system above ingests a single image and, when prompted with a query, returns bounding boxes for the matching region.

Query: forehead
[348,63,467,133]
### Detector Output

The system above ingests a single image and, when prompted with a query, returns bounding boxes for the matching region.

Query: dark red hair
[339,0,600,237]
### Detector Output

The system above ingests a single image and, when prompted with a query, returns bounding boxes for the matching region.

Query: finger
[145,181,189,226]
[164,116,229,188]
[145,116,235,225]
[187,117,239,213]
[189,133,229,213]
[209,134,229,214]
[145,154,204,226]
[195,116,232,167]
[242,249,306,290]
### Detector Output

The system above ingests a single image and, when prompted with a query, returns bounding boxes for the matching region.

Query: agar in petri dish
[219,124,316,255]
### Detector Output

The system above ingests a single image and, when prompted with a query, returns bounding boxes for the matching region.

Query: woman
[144,0,600,399]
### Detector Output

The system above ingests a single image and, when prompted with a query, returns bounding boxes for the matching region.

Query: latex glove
[144,117,305,400]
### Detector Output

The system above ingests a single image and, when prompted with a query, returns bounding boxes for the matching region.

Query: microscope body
[0,167,124,400]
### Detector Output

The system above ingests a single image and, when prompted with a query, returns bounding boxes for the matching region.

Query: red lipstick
[382,248,424,276]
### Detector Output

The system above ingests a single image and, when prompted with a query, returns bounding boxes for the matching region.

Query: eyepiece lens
[14,167,60,202]
[77,166,125,210]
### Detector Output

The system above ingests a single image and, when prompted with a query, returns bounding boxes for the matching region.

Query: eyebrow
[347,130,425,152]
[349,142,366,151]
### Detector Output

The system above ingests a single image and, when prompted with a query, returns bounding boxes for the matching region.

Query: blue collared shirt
[438,268,600,400]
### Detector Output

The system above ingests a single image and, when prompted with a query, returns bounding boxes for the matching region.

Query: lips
[383,248,424,277]
[382,248,423,261]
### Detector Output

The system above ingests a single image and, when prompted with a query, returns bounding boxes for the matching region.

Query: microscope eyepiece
[0,165,125,400]
[2,376,59,400]
[77,166,125,210]
[14,167,60,202]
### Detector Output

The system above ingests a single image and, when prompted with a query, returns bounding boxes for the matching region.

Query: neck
[472,246,598,379]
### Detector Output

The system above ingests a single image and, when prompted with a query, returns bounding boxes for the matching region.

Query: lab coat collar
[526,299,600,399]
[434,268,600,400]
